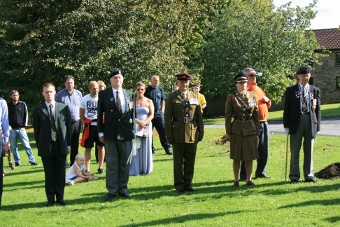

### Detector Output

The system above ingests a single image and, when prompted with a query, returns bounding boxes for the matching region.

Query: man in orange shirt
[240,68,271,180]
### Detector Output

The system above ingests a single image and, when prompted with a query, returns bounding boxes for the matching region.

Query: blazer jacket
[33,102,72,157]
[164,90,204,143]
[97,87,135,141]
[283,83,321,138]
[225,91,260,136]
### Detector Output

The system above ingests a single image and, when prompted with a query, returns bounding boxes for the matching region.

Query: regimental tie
[301,86,307,113]
[116,91,122,113]
[49,104,57,141]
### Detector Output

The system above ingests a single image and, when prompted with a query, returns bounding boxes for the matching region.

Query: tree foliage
[0,0,209,109]
[200,0,324,102]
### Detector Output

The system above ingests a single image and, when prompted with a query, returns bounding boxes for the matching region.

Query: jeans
[10,128,36,164]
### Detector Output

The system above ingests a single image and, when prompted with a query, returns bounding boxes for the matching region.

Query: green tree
[0,0,208,109]
[200,0,324,102]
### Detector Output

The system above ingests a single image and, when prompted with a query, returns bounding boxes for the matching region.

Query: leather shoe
[184,187,196,192]
[290,179,299,184]
[305,179,317,183]
[118,193,130,198]
[176,189,184,195]
[233,181,239,188]
[256,175,271,179]
[105,194,116,201]
[45,201,54,206]
[56,200,66,206]
[165,150,173,155]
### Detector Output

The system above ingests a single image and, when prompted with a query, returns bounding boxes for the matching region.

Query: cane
[285,134,289,182]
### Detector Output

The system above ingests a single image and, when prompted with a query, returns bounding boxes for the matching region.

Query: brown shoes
[233,181,239,188]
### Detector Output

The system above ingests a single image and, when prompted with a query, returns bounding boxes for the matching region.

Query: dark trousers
[172,143,197,190]
[41,141,66,202]
[0,152,3,206]
[69,120,81,164]
[105,139,132,195]
[151,113,170,153]
[240,122,269,179]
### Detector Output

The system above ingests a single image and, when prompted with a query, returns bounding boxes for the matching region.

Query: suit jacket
[283,83,321,138]
[33,102,72,157]
[97,87,135,141]
[164,90,204,143]
[225,91,259,136]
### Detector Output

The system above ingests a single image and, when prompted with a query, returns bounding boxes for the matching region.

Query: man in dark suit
[97,70,135,201]
[33,83,71,206]
[283,66,321,184]
[164,73,204,194]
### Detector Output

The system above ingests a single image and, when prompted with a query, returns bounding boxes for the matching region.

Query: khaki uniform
[225,91,259,161]
[164,90,204,190]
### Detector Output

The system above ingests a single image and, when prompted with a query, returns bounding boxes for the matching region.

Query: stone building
[312,28,340,104]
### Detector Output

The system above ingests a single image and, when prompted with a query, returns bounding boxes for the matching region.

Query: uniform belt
[234,115,252,121]
[300,112,310,115]
[173,117,195,123]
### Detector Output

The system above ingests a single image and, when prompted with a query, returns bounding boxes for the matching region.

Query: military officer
[225,72,259,188]
[164,73,204,195]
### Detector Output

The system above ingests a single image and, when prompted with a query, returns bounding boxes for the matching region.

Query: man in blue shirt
[0,97,10,206]
[55,75,83,166]
[145,75,172,155]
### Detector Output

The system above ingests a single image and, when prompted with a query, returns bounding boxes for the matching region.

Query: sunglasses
[136,88,144,91]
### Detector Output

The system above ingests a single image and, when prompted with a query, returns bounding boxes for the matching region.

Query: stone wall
[313,50,340,104]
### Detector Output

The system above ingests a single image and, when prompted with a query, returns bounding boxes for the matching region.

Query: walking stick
[285,134,289,182]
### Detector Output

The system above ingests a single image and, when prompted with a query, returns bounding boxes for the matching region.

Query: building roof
[312,28,340,50]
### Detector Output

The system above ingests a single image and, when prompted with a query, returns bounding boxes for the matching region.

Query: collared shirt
[112,88,126,113]
[8,100,29,128]
[0,98,10,142]
[145,86,166,113]
[45,101,56,119]
[55,88,82,122]
[299,82,310,113]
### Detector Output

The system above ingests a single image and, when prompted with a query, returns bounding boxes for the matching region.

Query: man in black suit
[33,83,72,206]
[283,66,321,184]
[97,70,135,201]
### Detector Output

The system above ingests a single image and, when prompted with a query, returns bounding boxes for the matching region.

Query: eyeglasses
[136,88,144,91]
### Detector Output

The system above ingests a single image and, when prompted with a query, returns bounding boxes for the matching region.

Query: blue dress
[129,106,153,175]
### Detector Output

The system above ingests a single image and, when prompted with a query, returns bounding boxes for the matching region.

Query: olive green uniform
[164,90,204,191]
[225,91,259,161]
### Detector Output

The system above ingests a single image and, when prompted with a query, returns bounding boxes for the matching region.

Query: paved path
[205,118,340,137]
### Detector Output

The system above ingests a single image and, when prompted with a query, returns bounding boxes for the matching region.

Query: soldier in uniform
[164,73,204,195]
[225,72,259,188]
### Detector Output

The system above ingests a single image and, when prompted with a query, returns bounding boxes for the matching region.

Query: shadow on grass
[119,211,242,227]
[324,216,340,223]
[279,198,339,209]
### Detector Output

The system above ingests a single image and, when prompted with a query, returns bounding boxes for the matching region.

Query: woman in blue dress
[129,82,154,175]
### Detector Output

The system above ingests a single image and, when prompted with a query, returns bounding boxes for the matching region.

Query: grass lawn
[203,103,340,125]
[1,128,340,226]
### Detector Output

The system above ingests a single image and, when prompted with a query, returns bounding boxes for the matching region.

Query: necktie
[116,91,122,113]
[49,104,57,141]
[302,86,308,113]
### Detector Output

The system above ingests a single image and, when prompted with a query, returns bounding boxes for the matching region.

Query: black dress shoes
[256,174,271,179]
[305,179,317,183]
[176,189,184,195]
[45,201,54,206]
[165,150,173,155]
[105,194,116,201]
[56,200,66,206]
[118,193,130,198]
[184,187,196,192]
[290,179,299,184]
